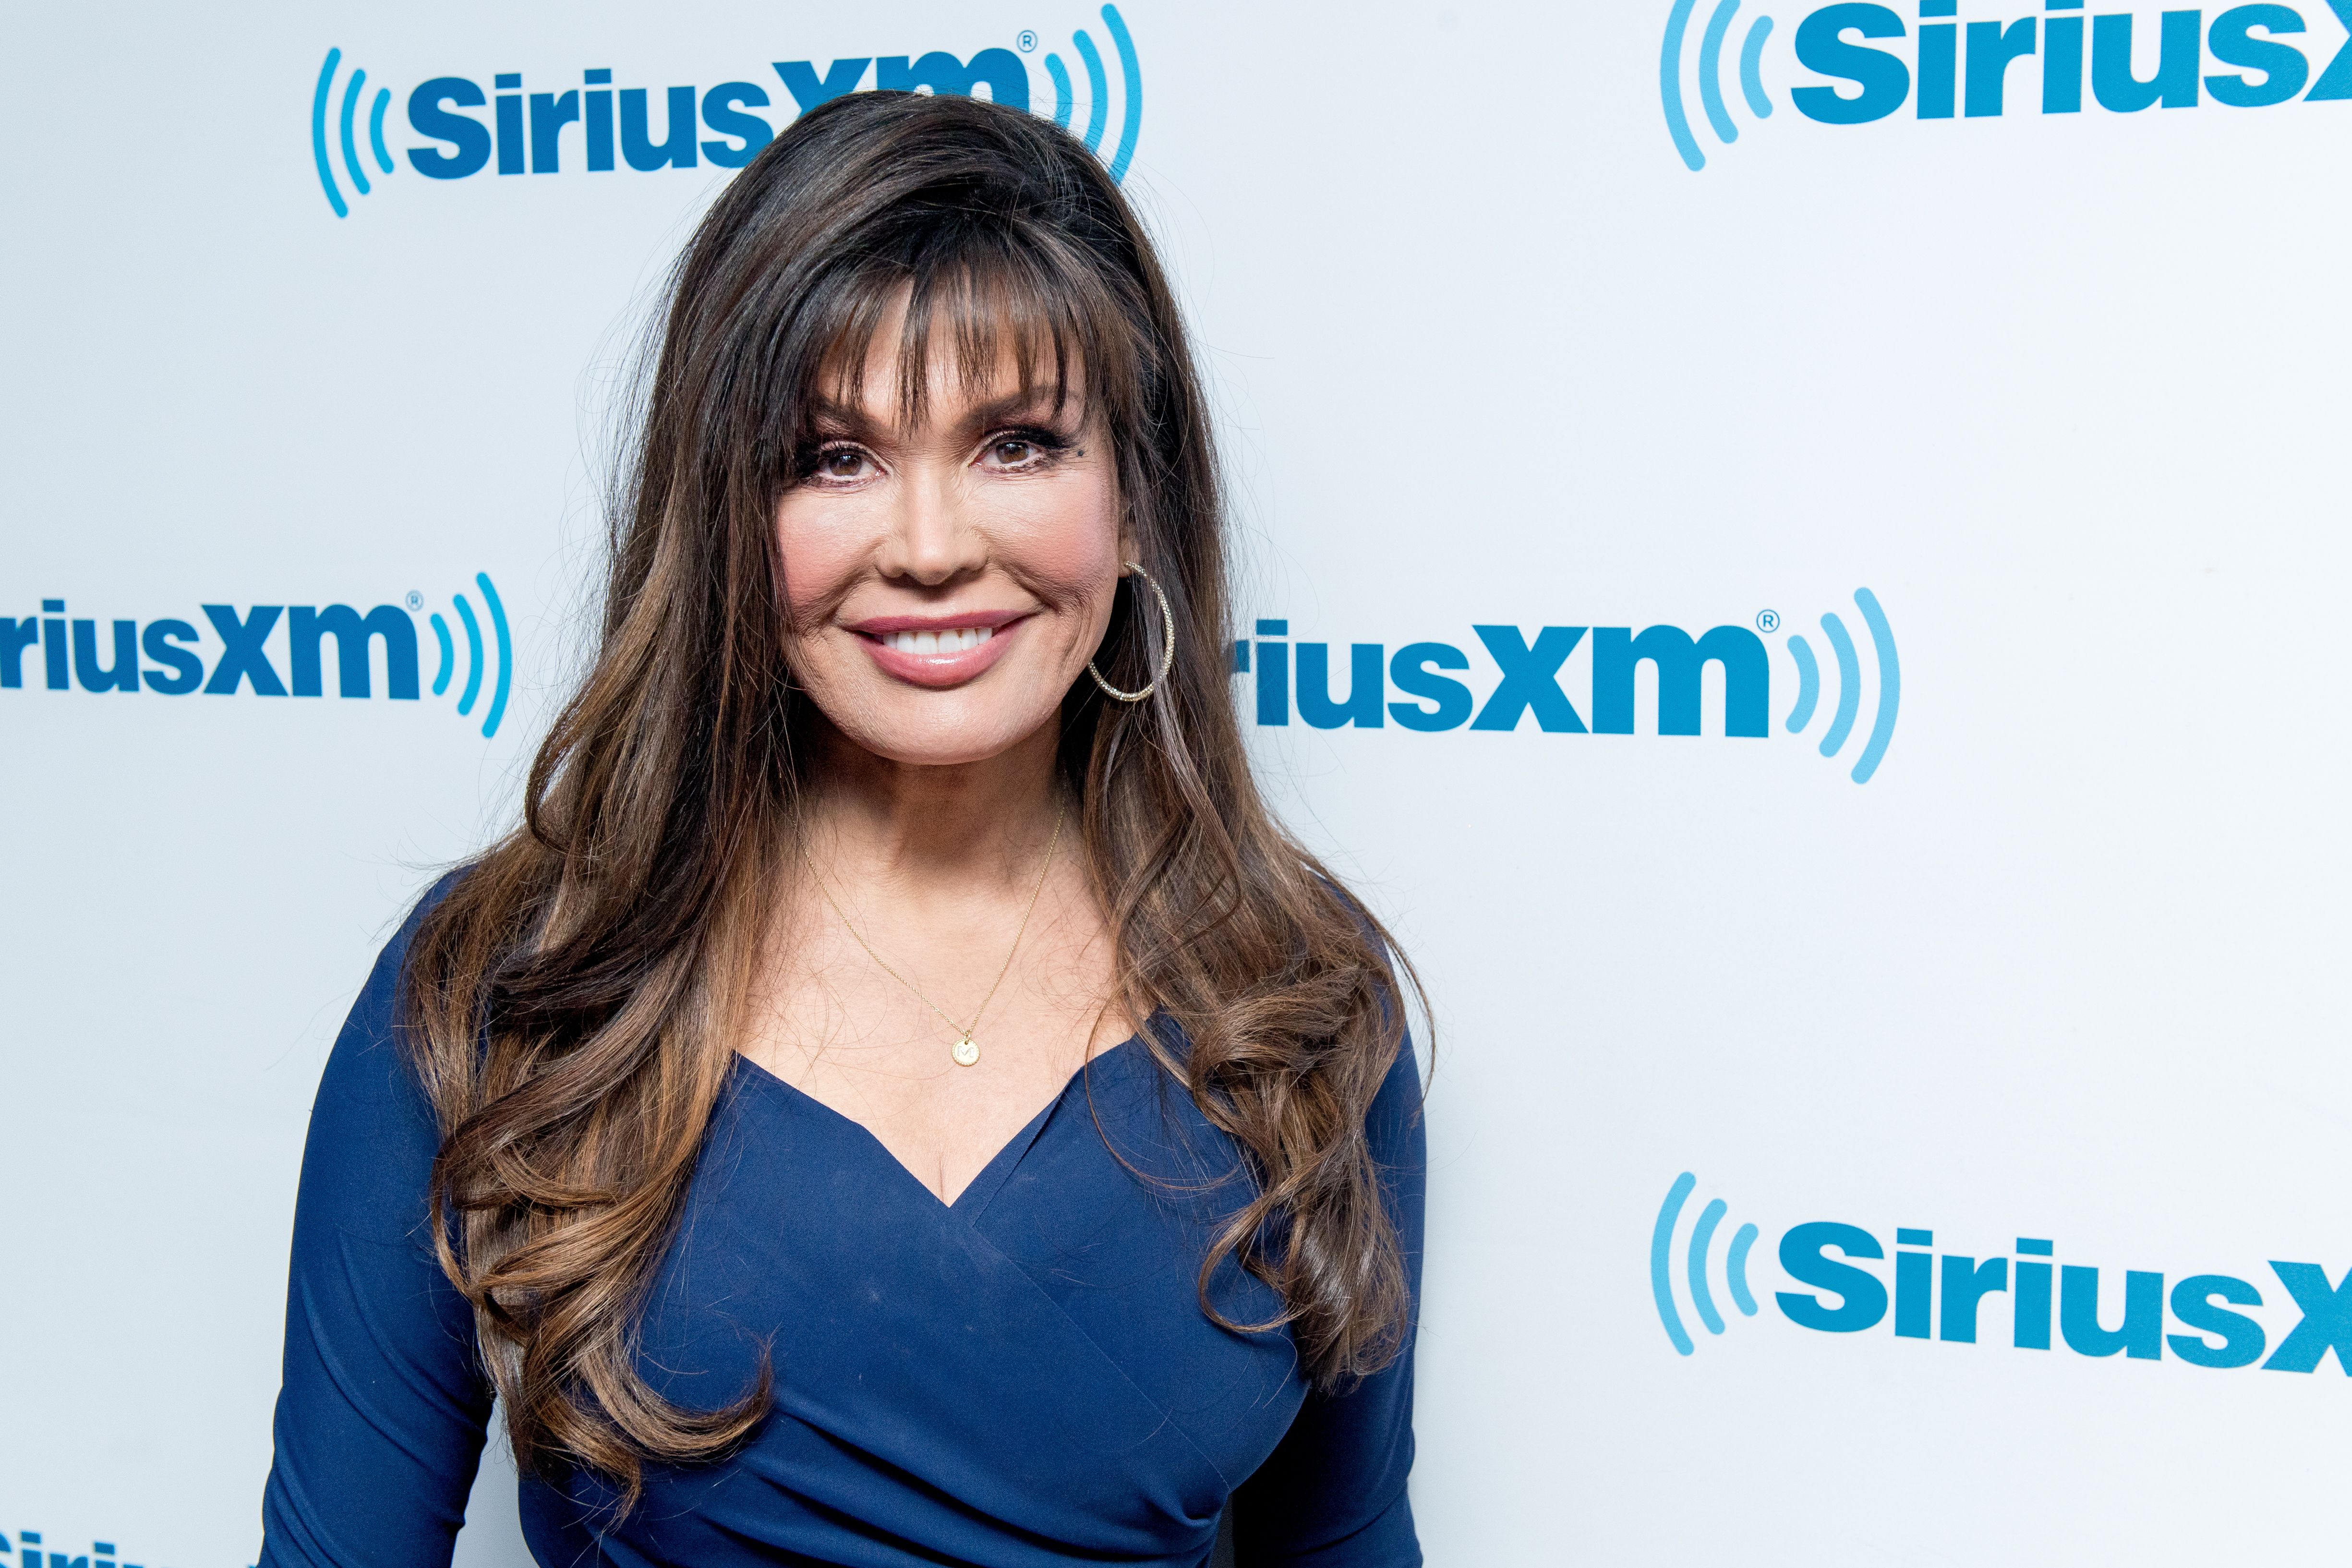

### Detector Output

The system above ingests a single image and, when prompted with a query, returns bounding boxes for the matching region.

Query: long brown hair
[402,90,1420,1502]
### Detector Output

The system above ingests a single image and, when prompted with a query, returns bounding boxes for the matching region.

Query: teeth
[885,626,995,655]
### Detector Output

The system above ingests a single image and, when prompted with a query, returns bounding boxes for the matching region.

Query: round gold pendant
[951,1037,980,1067]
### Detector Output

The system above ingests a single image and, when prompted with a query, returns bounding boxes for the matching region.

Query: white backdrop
[5,2,2350,1564]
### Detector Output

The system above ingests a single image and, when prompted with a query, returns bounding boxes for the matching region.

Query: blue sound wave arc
[424,576,510,737]
[1660,0,1706,171]
[1689,1197,1729,1334]
[1073,29,1110,154]
[369,85,395,171]
[1727,1222,1760,1315]
[476,571,512,739]
[1099,6,1143,184]
[1045,53,1074,129]
[312,49,349,217]
[1783,590,1899,783]
[340,69,373,197]
[1850,587,1898,784]
[1818,612,1860,759]
[1652,1172,1698,1355]
[1785,634,1819,731]
[1661,0,1777,171]
[1654,1173,1764,1353]
[1035,13,1139,184]
[1740,17,1775,115]
[313,48,390,217]
[454,595,484,717]
[1700,0,1744,145]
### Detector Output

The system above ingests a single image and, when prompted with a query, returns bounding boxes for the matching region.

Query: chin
[843,706,1044,770]
[865,737,1032,769]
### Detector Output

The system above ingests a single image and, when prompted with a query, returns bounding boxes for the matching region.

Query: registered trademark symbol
[1755,608,1780,633]
[1017,29,1038,51]
[407,591,423,611]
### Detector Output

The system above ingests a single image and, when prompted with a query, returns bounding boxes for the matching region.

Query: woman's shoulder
[1310,873,1426,1094]
[1319,878,1427,1178]
[299,868,475,1233]
[331,866,471,1064]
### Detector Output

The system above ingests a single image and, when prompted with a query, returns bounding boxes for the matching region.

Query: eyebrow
[802,388,1082,438]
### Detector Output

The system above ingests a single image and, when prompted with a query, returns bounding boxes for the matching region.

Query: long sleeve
[1229,1039,1426,1568]
[259,885,493,1568]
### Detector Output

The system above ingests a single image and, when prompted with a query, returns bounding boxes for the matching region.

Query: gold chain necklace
[798,800,1067,1068]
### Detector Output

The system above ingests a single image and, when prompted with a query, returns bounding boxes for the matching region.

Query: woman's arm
[1229,1039,1427,1568]
[259,885,494,1568]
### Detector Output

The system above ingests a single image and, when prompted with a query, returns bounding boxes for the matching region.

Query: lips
[846,610,1027,688]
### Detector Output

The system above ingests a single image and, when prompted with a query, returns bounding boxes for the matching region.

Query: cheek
[773,496,873,623]
[991,472,1123,604]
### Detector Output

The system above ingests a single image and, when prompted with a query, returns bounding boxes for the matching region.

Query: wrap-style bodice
[259,893,1423,1567]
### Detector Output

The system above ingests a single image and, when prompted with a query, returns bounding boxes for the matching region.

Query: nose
[875,459,985,589]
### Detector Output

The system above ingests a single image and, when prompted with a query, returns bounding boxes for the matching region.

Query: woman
[260,91,1423,1568]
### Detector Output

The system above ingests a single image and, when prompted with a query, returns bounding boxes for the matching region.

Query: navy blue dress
[258,891,1424,1567]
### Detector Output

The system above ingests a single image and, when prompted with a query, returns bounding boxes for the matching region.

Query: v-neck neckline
[732,1033,1141,1215]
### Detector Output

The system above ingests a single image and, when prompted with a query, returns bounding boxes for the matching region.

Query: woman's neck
[799,715,1068,891]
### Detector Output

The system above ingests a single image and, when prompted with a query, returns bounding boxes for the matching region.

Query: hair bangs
[803,220,1140,439]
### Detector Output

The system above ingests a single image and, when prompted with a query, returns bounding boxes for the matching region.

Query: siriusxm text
[401,55,1026,181]
[5,581,511,736]
[1233,619,1769,735]
[1778,1223,2352,1371]
[1791,0,2352,122]
[2,600,415,698]
[9,1533,156,1568]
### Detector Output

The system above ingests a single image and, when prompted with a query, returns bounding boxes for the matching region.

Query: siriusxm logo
[1662,0,2352,169]
[1653,1171,2352,1376]
[3,574,512,738]
[311,6,1143,219]
[1235,587,1900,784]
[6,1532,166,1568]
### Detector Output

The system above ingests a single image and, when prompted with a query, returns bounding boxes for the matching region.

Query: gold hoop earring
[1086,562,1176,703]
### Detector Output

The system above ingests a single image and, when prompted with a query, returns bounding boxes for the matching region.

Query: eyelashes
[791,425,1080,488]
[980,426,1080,470]
[798,442,877,484]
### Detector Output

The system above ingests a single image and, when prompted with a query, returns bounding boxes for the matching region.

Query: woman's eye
[983,434,1058,472]
[812,447,874,482]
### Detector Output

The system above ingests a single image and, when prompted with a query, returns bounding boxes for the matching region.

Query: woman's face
[774,321,1126,771]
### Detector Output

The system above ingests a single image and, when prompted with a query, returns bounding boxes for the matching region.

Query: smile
[880,626,993,655]
[848,611,1028,688]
